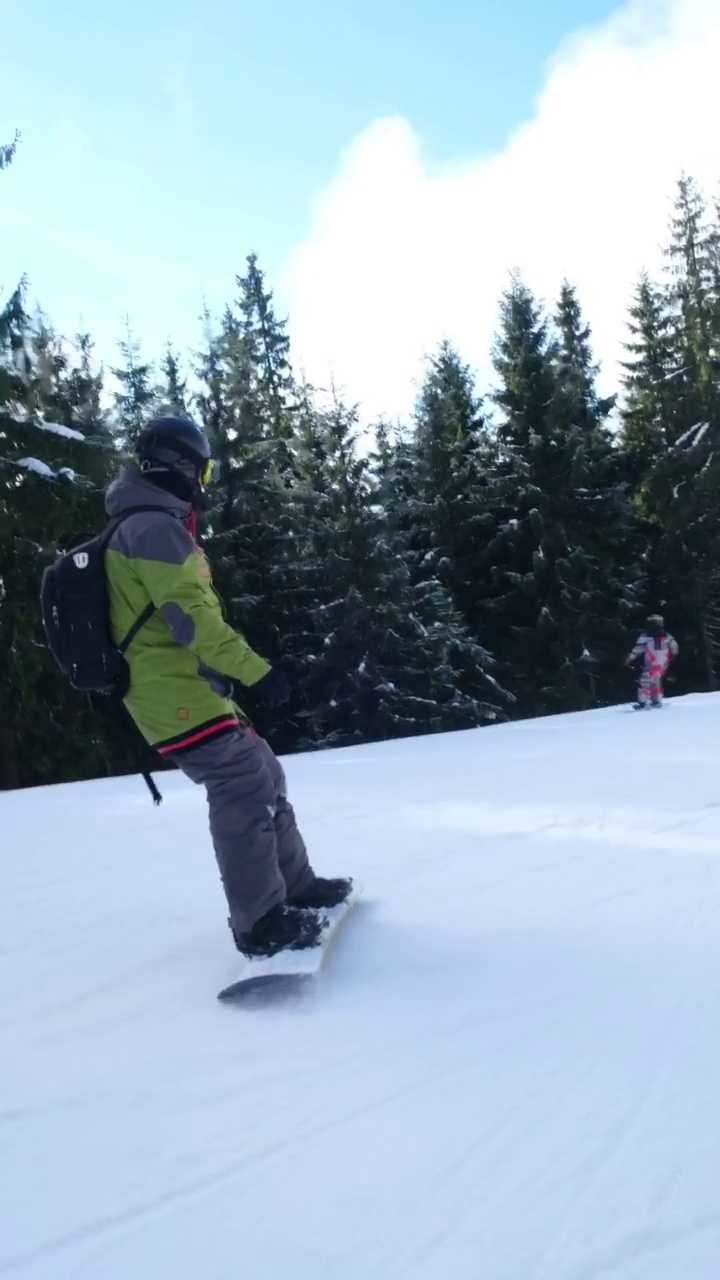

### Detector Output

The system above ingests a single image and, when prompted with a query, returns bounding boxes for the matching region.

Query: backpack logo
[73,552,89,569]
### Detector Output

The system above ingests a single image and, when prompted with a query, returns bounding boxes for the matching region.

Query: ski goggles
[200,457,214,486]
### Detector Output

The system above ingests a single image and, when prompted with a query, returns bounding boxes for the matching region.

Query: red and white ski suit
[627,631,678,705]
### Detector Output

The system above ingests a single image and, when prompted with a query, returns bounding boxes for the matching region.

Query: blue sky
[1,0,620,384]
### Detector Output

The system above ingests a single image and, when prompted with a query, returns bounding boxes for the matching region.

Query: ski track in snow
[3,692,720,1278]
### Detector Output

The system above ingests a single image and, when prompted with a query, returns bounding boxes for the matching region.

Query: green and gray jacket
[104,466,271,752]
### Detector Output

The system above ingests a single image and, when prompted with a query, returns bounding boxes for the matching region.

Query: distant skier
[626,614,678,710]
[103,414,352,957]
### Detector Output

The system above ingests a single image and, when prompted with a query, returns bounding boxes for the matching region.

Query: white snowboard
[216,883,362,1000]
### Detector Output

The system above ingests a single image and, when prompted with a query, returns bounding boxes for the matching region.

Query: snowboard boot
[232,903,325,958]
[288,876,354,910]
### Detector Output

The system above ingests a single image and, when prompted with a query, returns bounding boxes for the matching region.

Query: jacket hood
[105,464,192,522]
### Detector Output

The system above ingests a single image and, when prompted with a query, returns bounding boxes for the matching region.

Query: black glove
[249,667,293,707]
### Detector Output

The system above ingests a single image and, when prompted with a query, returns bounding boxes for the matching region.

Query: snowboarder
[625,614,678,710]
[103,414,351,957]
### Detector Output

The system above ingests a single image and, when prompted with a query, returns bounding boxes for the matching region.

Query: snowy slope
[3,694,720,1279]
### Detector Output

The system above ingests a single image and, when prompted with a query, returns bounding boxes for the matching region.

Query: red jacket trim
[155,716,239,754]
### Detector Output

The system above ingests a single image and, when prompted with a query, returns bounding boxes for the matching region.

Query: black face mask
[141,466,195,504]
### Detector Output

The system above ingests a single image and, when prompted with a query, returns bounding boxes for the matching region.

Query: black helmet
[136,415,212,500]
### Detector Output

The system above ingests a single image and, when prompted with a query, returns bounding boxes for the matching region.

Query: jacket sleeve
[127,517,272,687]
[626,635,647,663]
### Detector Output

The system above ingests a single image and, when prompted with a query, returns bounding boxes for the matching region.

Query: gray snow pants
[169,727,315,935]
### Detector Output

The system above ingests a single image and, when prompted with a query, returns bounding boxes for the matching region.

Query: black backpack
[40,506,166,804]
[40,506,164,698]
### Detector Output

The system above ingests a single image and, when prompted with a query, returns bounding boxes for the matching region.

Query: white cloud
[283,0,720,425]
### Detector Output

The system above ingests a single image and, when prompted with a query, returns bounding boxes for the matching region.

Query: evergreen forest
[3,134,719,790]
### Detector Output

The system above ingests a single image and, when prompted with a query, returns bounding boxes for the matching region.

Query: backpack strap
[102,504,176,805]
[118,602,156,656]
[115,701,163,806]
[104,504,175,655]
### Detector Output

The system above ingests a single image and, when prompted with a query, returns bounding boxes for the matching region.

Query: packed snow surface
[3,693,720,1279]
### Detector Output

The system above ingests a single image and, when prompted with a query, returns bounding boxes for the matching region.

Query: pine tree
[623,177,720,691]
[235,253,294,446]
[0,262,29,785]
[157,343,189,415]
[554,280,616,439]
[410,341,496,641]
[196,301,270,481]
[480,276,639,715]
[194,302,295,729]
[0,282,28,409]
[664,174,720,427]
[0,131,19,171]
[0,130,29,410]
[285,387,507,748]
[492,272,558,453]
[621,179,720,483]
[0,139,120,787]
[550,281,642,697]
[373,417,418,547]
[644,418,720,690]
[27,316,109,449]
[193,305,227,452]
[64,333,106,436]
[620,272,680,491]
[193,261,306,750]
[111,320,157,446]
[0,306,121,788]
